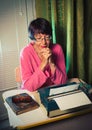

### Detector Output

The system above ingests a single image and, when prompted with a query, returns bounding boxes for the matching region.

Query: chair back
[15,66,22,88]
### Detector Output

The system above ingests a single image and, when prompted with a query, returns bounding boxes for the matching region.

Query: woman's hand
[41,48,52,60]
[39,48,56,73]
[39,48,52,70]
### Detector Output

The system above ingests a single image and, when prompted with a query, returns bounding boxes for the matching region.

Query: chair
[15,66,22,88]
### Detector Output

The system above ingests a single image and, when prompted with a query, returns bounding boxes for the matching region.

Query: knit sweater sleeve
[20,45,50,92]
[50,44,67,84]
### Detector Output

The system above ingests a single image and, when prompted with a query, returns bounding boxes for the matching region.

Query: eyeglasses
[35,36,52,42]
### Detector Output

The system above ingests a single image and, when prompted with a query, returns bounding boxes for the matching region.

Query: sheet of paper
[54,91,92,111]
[50,84,79,96]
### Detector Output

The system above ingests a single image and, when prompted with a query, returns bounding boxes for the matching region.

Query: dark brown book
[5,93,39,115]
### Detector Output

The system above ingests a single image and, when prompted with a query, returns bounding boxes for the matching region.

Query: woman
[20,18,67,91]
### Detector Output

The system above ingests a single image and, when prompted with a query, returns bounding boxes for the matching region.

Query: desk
[3,89,92,130]
[26,112,92,130]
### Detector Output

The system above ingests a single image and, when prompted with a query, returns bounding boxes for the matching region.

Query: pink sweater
[20,43,67,91]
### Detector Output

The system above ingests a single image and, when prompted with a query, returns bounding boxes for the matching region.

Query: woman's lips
[41,46,47,48]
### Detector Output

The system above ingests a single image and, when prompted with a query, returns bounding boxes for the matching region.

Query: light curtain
[35,0,92,84]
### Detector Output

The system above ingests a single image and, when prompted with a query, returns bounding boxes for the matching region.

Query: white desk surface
[3,89,92,130]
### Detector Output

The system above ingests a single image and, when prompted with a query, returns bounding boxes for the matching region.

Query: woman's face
[34,33,51,50]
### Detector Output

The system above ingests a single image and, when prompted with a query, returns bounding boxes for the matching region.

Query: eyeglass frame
[34,35,52,42]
